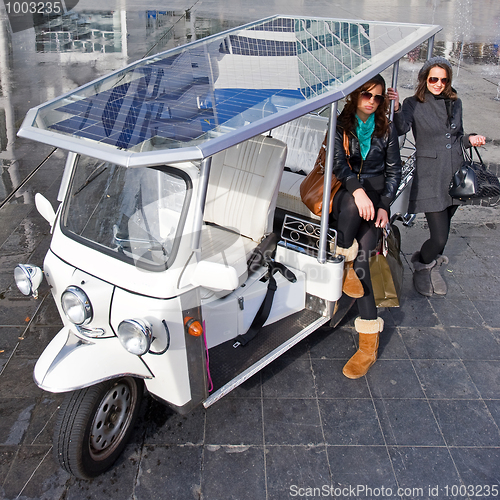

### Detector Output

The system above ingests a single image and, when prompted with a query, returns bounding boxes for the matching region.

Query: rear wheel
[54,377,143,479]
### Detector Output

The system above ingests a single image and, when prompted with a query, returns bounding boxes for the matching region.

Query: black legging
[332,189,381,321]
[419,205,458,264]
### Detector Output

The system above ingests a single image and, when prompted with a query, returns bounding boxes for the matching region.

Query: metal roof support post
[191,156,212,251]
[390,59,399,121]
[318,101,338,264]
[427,35,435,59]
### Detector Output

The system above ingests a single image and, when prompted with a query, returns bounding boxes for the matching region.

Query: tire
[54,377,143,479]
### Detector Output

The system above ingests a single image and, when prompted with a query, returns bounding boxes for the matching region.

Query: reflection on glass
[35,11,120,53]
[63,155,189,270]
[30,15,436,155]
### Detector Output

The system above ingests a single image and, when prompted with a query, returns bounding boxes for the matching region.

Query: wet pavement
[1,1,500,499]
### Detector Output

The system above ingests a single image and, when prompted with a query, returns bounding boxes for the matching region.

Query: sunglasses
[360,90,385,105]
[428,77,449,85]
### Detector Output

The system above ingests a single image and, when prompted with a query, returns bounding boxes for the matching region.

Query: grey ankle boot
[431,255,449,295]
[411,251,435,297]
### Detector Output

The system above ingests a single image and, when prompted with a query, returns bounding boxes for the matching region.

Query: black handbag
[449,141,500,200]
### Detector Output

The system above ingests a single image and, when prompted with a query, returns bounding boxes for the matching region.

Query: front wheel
[54,377,143,479]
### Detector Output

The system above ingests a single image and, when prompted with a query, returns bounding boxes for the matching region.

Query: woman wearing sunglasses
[388,57,486,297]
[331,74,402,379]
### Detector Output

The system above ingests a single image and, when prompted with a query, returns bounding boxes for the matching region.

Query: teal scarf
[355,113,375,160]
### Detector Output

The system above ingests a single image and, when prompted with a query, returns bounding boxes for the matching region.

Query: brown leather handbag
[300,131,350,216]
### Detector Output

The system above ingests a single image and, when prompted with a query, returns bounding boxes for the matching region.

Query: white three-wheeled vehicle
[14,15,440,478]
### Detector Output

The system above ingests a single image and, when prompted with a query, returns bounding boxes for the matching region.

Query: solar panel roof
[18,15,440,167]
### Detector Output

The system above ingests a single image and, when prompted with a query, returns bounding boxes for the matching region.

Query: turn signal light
[184,316,203,337]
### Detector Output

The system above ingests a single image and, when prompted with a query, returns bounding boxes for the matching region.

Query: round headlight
[61,286,93,325]
[14,264,43,298]
[117,319,153,356]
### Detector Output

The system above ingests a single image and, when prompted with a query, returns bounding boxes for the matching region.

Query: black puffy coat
[333,122,402,212]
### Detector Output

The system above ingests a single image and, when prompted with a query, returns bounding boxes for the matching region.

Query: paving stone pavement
[1,1,500,499]
[1,203,500,499]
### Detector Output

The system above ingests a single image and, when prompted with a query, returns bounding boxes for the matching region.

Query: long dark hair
[338,74,389,138]
[415,62,457,102]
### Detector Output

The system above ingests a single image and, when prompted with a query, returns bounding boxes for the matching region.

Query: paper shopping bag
[369,225,403,308]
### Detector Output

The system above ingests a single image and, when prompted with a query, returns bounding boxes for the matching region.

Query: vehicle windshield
[62,155,191,270]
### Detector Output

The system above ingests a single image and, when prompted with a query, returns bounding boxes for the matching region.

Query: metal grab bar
[318,101,338,264]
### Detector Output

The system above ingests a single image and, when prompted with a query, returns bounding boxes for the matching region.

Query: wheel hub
[89,380,135,459]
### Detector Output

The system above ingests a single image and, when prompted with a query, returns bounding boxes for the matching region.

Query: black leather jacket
[333,122,402,212]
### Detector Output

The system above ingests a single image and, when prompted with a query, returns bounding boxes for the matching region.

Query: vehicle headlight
[117,319,153,356]
[61,286,93,325]
[14,264,43,299]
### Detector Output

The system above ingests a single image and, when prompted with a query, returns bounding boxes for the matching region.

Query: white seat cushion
[200,225,255,270]
[199,224,257,289]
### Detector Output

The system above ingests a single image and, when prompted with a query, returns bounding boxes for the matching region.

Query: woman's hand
[352,188,375,221]
[387,87,399,111]
[469,134,486,147]
[375,208,389,229]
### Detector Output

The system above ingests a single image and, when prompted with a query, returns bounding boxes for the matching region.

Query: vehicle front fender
[34,326,153,393]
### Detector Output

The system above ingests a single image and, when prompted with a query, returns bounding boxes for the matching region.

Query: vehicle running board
[203,309,328,408]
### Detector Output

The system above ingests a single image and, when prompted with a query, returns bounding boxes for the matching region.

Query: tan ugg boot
[342,317,383,379]
[336,240,364,299]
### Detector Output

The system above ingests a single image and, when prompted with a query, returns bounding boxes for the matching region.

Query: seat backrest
[272,114,328,174]
[204,135,287,242]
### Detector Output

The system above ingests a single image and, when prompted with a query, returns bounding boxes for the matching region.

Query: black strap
[462,137,484,164]
[247,233,278,273]
[232,262,296,348]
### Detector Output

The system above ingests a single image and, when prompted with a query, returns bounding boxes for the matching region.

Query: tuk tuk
[13,15,440,479]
